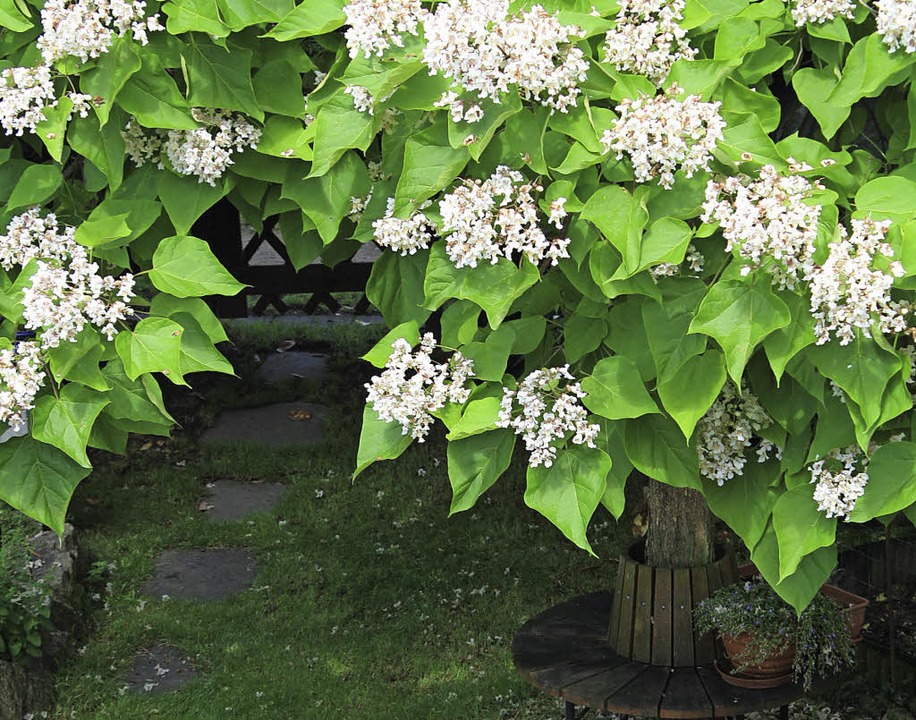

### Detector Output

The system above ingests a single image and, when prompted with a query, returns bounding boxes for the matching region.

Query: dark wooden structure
[193,201,374,318]
[609,543,739,667]
[513,592,801,719]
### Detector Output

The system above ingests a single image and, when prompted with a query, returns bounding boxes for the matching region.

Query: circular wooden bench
[513,592,803,719]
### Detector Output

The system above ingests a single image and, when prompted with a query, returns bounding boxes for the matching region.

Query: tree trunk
[645,479,714,568]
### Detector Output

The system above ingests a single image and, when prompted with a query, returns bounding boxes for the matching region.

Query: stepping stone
[257,351,329,383]
[141,548,256,602]
[125,643,198,693]
[201,402,325,447]
[200,480,286,522]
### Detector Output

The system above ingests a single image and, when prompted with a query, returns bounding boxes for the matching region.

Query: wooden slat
[659,667,713,719]
[672,567,694,667]
[706,556,723,595]
[616,559,637,658]
[608,557,626,647]
[528,650,619,695]
[604,664,671,717]
[690,566,715,665]
[561,658,640,708]
[632,563,653,663]
[653,568,673,666]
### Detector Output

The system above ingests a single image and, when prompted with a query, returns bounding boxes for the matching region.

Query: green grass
[48,320,633,720]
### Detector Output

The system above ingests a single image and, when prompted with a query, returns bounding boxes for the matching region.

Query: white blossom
[0,66,57,137]
[344,85,376,115]
[366,334,474,441]
[876,0,916,53]
[696,382,775,485]
[601,86,725,188]
[0,209,135,347]
[422,0,589,115]
[603,0,696,86]
[68,92,93,118]
[0,341,45,431]
[343,0,427,59]
[439,166,570,269]
[791,0,855,26]
[702,163,822,290]
[809,217,909,345]
[496,365,599,468]
[372,198,434,256]
[38,0,162,64]
[123,109,261,186]
[649,243,703,279]
[809,446,868,520]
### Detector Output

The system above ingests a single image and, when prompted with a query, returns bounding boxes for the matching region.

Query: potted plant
[694,577,856,691]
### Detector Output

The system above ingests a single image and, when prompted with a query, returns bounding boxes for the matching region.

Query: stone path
[201,401,325,447]
[140,548,257,602]
[200,480,286,522]
[257,351,329,383]
[125,644,198,694]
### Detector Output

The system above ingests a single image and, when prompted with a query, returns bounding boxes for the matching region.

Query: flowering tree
[1,0,915,613]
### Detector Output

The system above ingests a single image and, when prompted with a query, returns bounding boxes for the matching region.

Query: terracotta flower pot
[721,632,796,679]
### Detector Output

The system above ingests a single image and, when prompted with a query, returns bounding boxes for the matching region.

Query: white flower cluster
[649,243,704,279]
[372,198,434,256]
[0,209,135,347]
[790,0,855,26]
[496,365,599,468]
[439,166,570,269]
[365,334,474,442]
[343,0,426,59]
[344,85,377,115]
[122,109,261,186]
[696,382,775,486]
[702,163,822,290]
[809,446,868,520]
[422,0,589,114]
[0,341,44,431]
[603,0,696,86]
[809,217,908,345]
[876,0,916,53]
[38,0,163,64]
[434,91,484,124]
[601,86,725,189]
[0,66,57,137]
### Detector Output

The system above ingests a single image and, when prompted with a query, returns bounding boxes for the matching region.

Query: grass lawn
[47,318,633,720]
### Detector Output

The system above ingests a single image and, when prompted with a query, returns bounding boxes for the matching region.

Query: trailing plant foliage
[694,578,855,691]
[1,0,915,613]
[0,509,50,659]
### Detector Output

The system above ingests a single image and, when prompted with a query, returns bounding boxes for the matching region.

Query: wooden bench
[513,592,803,719]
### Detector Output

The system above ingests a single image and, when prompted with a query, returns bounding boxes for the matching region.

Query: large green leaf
[282,150,370,242]
[596,419,631,519]
[611,217,692,280]
[772,485,837,581]
[762,291,815,383]
[172,312,235,376]
[158,171,230,235]
[0,0,32,31]
[365,251,431,327]
[657,350,727,441]
[252,59,306,117]
[624,414,702,489]
[162,0,229,35]
[447,429,515,515]
[855,176,916,224]
[394,124,469,214]
[46,328,108,391]
[702,458,777,552]
[581,356,659,420]
[80,37,142,126]
[446,397,502,441]
[309,92,379,177]
[848,442,916,522]
[580,185,648,262]
[7,164,62,211]
[353,404,413,479]
[150,235,245,298]
[265,0,346,40]
[217,0,294,28]
[101,359,175,433]
[67,114,126,190]
[524,446,611,555]
[424,243,539,329]
[31,385,109,468]
[689,278,791,384]
[0,436,90,535]
[361,321,421,369]
[114,317,186,384]
[751,523,836,615]
[149,294,229,344]
[792,68,847,140]
[117,56,197,130]
[185,40,263,121]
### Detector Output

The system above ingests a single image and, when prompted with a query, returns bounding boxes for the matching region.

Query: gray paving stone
[257,351,329,383]
[125,643,198,693]
[201,402,326,447]
[141,548,256,602]
[201,480,286,522]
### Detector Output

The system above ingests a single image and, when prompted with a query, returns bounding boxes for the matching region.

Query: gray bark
[645,480,714,568]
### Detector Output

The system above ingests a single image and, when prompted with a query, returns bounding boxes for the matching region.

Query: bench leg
[564,701,591,719]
